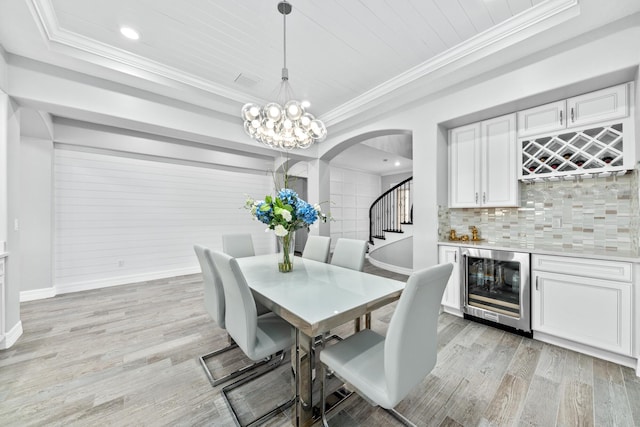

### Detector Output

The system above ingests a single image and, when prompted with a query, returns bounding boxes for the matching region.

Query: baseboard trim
[55,267,201,295]
[20,287,57,302]
[1,320,23,349]
[366,255,413,276]
[533,331,637,371]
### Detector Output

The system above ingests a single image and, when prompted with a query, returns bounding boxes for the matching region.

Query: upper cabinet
[568,84,628,128]
[518,83,634,180]
[449,114,519,208]
[449,82,635,197]
[517,83,629,138]
[517,100,566,138]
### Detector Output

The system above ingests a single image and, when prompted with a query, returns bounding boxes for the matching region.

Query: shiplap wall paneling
[329,166,381,249]
[54,149,272,293]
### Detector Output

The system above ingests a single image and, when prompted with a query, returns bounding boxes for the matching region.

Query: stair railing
[369,176,413,245]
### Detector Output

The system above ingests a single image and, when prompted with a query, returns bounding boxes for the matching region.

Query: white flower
[314,203,321,212]
[281,210,292,222]
[274,224,288,237]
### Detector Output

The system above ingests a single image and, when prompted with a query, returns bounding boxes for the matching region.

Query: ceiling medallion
[241,1,326,150]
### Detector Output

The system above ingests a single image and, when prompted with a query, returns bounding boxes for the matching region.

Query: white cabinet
[481,115,519,207]
[449,123,481,207]
[567,84,628,128]
[438,245,461,316]
[449,114,518,208]
[517,100,566,138]
[517,83,629,138]
[532,254,632,356]
[0,258,4,346]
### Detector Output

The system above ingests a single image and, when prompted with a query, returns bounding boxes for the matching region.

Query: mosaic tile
[439,170,639,254]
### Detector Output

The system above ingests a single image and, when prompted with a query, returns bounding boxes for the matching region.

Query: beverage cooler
[461,248,531,335]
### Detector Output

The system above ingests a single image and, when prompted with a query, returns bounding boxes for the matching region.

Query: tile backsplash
[439,170,639,254]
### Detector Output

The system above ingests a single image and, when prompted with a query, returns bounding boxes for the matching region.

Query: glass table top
[236,254,405,336]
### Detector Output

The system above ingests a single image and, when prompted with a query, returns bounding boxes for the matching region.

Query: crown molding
[28,0,263,106]
[321,0,580,126]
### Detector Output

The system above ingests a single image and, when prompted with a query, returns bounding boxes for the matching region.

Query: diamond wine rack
[520,123,625,179]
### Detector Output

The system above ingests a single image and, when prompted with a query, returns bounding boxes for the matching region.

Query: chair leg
[365,312,372,329]
[199,340,272,387]
[221,351,294,427]
[321,360,330,427]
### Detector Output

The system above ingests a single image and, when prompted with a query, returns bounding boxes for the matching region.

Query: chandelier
[241,1,327,150]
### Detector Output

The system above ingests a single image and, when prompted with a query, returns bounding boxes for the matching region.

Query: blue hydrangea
[254,201,273,225]
[277,188,298,206]
[296,200,318,224]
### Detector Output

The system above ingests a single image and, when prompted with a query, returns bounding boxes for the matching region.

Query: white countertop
[438,241,640,263]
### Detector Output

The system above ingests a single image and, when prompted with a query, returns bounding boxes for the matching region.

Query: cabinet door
[567,83,628,128]
[517,100,566,137]
[481,114,519,207]
[438,246,461,314]
[0,259,4,341]
[532,270,632,356]
[449,123,481,208]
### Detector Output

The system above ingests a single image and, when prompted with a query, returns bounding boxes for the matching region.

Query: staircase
[367,177,413,275]
[369,176,413,245]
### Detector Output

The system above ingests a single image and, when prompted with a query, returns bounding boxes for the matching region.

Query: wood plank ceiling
[42,0,542,116]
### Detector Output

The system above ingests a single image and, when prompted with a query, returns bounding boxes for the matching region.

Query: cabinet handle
[535,277,539,291]
[571,107,574,122]
[454,252,457,263]
[475,192,478,203]
[560,110,563,125]
[483,192,486,203]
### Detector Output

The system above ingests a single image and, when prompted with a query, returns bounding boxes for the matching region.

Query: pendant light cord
[282,2,288,81]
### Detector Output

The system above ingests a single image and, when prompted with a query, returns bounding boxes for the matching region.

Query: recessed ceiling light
[120,27,140,40]
[395,161,401,166]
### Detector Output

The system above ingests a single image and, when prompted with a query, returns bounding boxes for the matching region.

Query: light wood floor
[1,261,639,426]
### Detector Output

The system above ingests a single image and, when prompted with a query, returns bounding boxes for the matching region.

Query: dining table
[236,253,406,427]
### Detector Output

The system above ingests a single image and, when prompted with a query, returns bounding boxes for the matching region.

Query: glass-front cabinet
[461,248,531,334]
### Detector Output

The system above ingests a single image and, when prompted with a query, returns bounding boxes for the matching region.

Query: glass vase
[277,233,295,273]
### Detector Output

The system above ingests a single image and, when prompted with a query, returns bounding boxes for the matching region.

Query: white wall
[329,166,381,248]
[320,20,640,271]
[20,137,53,295]
[0,48,7,93]
[53,148,273,294]
[0,92,7,249]
[4,96,21,335]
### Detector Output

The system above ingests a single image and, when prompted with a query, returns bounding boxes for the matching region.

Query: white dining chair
[193,245,272,387]
[302,235,331,263]
[330,238,368,331]
[211,250,295,427]
[320,262,453,427]
[330,238,367,271]
[222,233,255,258]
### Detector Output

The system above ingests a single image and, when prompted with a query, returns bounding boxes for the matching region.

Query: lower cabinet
[532,254,632,356]
[438,245,461,316]
[0,258,4,346]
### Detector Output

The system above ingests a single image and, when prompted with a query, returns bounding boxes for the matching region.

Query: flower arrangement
[245,186,328,272]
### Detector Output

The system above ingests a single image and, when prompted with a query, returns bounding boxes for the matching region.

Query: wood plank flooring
[1,261,639,426]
